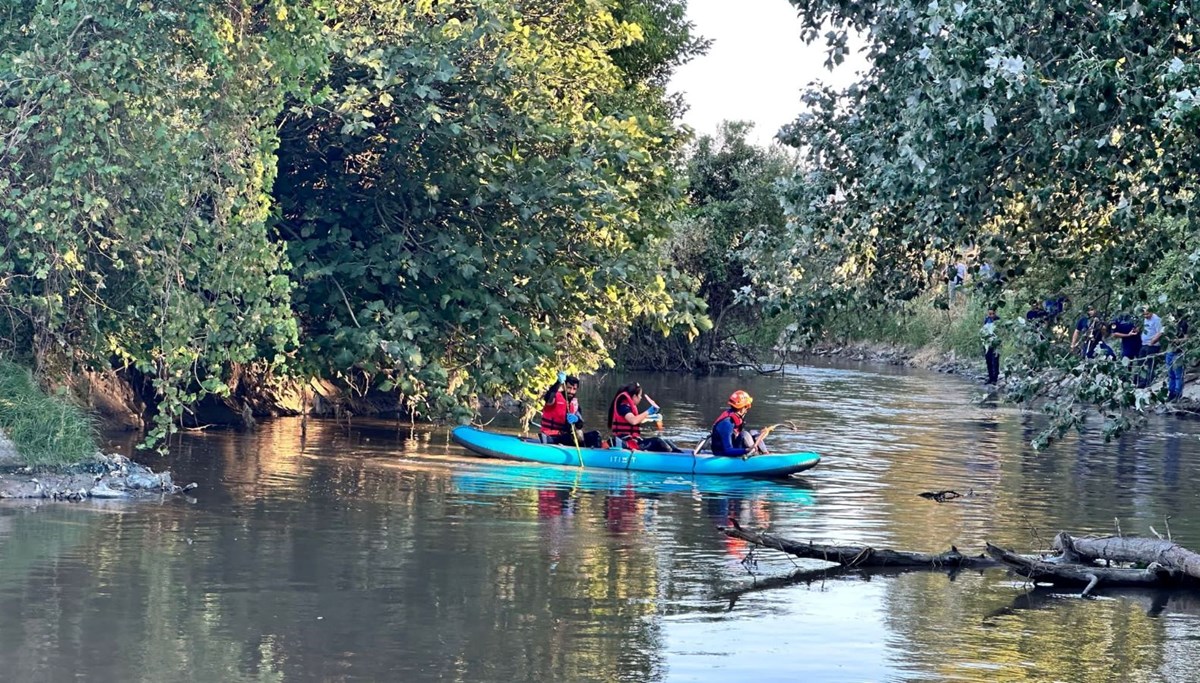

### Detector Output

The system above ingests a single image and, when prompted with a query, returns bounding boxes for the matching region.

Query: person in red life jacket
[541,373,601,448]
[606,382,681,452]
[711,390,768,457]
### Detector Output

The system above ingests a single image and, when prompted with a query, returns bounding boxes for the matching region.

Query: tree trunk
[1054,533,1200,581]
[985,542,1181,596]
[720,526,997,569]
[720,525,1200,597]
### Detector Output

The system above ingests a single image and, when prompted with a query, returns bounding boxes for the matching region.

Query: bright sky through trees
[668,0,868,145]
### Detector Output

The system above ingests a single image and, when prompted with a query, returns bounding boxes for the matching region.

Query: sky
[667,0,869,146]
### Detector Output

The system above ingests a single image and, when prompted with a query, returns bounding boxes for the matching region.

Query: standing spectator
[1071,306,1095,355]
[1072,305,1114,358]
[1025,298,1048,341]
[1025,299,1048,323]
[1044,294,1068,323]
[947,262,964,305]
[1111,312,1142,361]
[1166,312,1189,400]
[1139,305,1164,387]
[1089,314,1114,359]
[982,308,1001,384]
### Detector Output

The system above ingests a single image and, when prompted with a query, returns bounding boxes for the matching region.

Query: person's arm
[618,403,655,426]
[713,419,747,457]
[1150,323,1163,346]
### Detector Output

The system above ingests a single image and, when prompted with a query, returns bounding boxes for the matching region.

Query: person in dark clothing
[1025,299,1048,324]
[1044,294,1068,322]
[540,373,601,448]
[606,382,680,452]
[1111,313,1142,360]
[982,309,1001,384]
[711,390,768,457]
[1072,306,1114,358]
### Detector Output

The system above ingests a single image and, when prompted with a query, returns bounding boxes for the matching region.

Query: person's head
[621,382,643,402]
[608,382,644,429]
[563,375,580,399]
[986,308,996,318]
[1087,305,1097,317]
[1142,305,1153,319]
[728,390,753,415]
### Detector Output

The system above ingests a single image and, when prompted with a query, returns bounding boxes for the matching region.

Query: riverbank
[0,360,97,468]
[790,340,982,379]
[0,448,195,500]
[789,340,1200,413]
[0,361,192,501]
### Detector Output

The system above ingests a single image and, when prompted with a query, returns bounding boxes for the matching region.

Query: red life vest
[540,391,573,436]
[711,408,745,440]
[609,391,641,439]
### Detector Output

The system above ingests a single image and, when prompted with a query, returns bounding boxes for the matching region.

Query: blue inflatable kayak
[451,426,820,477]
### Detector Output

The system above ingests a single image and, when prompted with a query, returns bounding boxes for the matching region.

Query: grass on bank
[824,290,1006,360]
[0,360,97,468]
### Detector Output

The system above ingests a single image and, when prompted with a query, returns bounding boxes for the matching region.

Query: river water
[2,362,1200,682]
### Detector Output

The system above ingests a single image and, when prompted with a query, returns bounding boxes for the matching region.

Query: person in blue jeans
[1166,314,1189,400]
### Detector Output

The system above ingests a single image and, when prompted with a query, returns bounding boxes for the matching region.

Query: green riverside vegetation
[0,361,96,468]
[1,0,1197,449]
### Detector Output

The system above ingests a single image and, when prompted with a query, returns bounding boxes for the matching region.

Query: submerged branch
[719,525,998,569]
[719,524,1200,598]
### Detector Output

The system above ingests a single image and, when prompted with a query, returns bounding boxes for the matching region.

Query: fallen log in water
[719,524,1200,597]
[719,525,998,569]
[984,543,1182,597]
[1054,533,1200,581]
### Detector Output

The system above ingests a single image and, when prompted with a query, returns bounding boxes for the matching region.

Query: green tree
[623,121,796,370]
[0,1,323,445]
[274,0,706,420]
[750,0,1200,442]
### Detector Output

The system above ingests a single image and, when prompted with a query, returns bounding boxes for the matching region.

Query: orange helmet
[728,390,753,410]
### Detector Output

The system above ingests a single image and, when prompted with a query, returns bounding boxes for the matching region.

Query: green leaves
[0,1,319,448]
[748,0,1200,444]
[275,0,698,417]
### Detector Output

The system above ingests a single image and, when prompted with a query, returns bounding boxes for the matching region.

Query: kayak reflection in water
[710,390,769,457]
[606,382,682,452]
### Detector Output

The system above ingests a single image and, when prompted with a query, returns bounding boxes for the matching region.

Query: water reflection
[1,361,1200,681]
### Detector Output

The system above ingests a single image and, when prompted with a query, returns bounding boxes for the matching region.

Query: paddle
[748,421,799,458]
[690,434,710,475]
[570,423,584,468]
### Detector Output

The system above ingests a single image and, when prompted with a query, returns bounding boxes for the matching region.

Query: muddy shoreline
[0,451,195,501]
[788,341,982,379]
[792,340,1200,414]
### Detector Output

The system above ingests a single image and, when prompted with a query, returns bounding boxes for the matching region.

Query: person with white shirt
[1139,305,1164,387]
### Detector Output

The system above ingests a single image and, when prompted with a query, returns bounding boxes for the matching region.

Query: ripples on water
[1,361,1200,682]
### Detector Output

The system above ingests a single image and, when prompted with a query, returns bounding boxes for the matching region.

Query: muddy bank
[787,340,1200,414]
[786,341,982,378]
[0,451,196,501]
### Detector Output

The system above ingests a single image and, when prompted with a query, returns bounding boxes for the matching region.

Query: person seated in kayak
[606,382,681,452]
[541,372,601,448]
[711,390,769,457]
